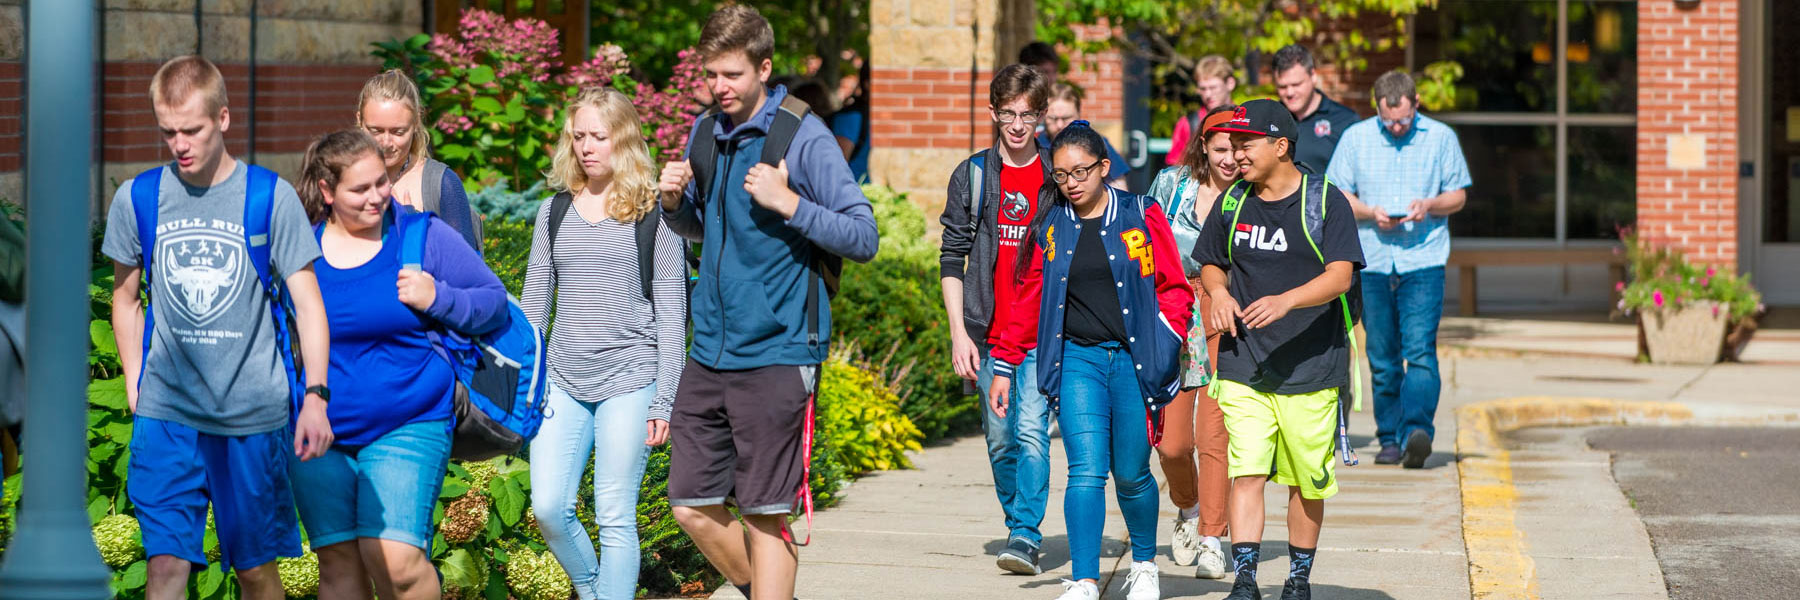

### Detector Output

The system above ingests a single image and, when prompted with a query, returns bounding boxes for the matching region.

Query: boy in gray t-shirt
[102,56,332,600]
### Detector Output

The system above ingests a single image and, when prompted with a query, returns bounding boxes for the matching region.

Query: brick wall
[101,62,377,164]
[1636,0,1739,267]
[871,67,991,152]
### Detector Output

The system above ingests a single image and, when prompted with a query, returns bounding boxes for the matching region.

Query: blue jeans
[529,381,654,600]
[1058,341,1158,581]
[1361,266,1445,448]
[977,349,1049,547]
[289,419,452,552]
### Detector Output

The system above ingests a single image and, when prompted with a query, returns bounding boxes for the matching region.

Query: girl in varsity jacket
[989,122,1194,600]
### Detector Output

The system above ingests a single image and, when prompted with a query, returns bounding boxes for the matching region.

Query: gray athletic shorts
[668,359,818,515]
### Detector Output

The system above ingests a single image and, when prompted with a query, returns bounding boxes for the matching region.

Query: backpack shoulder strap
[761,95,812,166]
[1299,174,1330,263]
[129,167,165,383]
[544,191,575,261]
[1222,180,1250,263]
[420,159,447,214]
[243,165,280,289]
[689,111,722,206]
[635,204,661,301]
[131,167,164,274]
[398,209,433,272]
[967,152,986,223]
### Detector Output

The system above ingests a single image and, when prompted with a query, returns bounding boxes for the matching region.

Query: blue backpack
[130,165,307,419]
[395,208,548,461]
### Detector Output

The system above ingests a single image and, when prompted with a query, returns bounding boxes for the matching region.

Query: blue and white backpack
[131,165,307,418]
[395,208,548,461]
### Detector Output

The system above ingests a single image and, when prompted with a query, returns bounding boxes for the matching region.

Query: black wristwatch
[305,385,331,403]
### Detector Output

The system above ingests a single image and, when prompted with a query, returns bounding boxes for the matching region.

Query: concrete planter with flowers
[1615,230,1765,365]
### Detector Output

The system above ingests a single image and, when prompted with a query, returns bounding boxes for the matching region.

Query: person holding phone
[1326,70,1472,469]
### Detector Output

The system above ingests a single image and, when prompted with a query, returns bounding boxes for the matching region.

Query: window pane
[1416,0,1558,113]
[1569,1,1638,113]
[1567,126,1637,240]
[1449,124,1557,238]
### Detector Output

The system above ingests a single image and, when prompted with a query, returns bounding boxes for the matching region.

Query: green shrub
[834,186,976,440]
[468,178,550,224]
[482,217,534,297]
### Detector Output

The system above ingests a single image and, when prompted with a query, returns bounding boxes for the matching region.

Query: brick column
[0,0,23,204]
[1636,0,1739,267]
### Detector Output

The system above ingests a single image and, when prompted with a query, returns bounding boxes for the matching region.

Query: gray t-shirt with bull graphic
[103,161,321,436]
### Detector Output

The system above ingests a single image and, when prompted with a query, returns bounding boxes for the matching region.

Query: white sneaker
[1054,579,1100,600]
[1124,561,1161,600]
[1194,540,1228,580]
[1170,515,1201,566]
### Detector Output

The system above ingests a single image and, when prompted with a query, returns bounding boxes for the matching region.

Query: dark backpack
[542,192,667,302]
[397,208,549,461]
[130,166,306,418]
[687,94,839,345]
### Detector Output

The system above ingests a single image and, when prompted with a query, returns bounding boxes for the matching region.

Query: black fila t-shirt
[1191,180,1364,395]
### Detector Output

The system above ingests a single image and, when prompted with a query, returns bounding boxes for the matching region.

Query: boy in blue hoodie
[657,6,879,600]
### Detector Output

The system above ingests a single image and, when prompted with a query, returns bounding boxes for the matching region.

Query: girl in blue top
[288,129,508,600]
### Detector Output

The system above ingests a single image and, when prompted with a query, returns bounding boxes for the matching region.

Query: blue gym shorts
[127,416,302,571]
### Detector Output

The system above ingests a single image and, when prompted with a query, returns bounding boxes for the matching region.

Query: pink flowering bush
[1615,228,1763,325]
[373,8,703,189]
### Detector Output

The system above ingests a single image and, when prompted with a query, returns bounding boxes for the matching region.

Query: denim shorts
[128,416,302,571]
[289,419,452,551]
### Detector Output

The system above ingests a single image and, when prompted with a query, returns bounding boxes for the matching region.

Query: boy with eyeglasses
[938,63,1056,576]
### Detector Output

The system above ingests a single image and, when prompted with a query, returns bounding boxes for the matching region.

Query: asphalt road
[1588,427,1800,600]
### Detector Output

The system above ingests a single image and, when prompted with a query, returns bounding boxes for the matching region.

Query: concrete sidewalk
[701,313,1800,599]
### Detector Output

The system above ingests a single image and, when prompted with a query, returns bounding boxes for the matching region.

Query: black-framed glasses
[994,110,1041,124]
[1051,159,1106,184]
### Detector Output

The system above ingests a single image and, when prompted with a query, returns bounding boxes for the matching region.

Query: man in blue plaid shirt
[1326,70,1472,469]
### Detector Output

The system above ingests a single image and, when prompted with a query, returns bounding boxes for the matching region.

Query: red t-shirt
[989,156,1044,345]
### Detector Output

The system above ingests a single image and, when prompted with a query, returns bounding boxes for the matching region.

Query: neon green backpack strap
[1296,175,1364,413]
[1207,180,1254,399]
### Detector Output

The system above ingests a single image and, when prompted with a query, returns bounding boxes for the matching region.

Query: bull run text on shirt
[155,217,254,344]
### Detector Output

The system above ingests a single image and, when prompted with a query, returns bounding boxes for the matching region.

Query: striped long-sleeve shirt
[522,196,686,421]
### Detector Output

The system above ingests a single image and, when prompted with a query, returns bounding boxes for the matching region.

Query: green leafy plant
[372,8,704,191]
[1615,228,1764,325]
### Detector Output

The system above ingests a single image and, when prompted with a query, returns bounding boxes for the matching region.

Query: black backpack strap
[635,204,661,301]
[762,95,812,167]
[689,111,723,207]
[760,95,832,346]
[544,191,575,262]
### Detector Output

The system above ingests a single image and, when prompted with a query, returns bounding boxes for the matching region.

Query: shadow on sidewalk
[984,534,1122,574]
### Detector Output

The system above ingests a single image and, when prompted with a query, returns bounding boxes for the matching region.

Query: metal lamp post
[0,0,113,597]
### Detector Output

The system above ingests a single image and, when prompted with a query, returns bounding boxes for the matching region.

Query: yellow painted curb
[1455,397,1693,600]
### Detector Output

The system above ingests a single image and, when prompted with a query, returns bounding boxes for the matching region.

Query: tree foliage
[589,0,868,89]
[1037,0,1441,126]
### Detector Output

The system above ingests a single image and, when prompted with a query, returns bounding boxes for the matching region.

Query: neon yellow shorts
[1214,379,1339,500]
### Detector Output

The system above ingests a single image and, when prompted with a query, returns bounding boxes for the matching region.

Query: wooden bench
[1446,247,1627,316]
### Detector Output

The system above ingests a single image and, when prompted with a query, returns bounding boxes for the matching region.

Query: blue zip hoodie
[666,85,879,369]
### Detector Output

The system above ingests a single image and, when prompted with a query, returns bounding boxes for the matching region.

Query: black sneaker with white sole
[1225,576,1262,600]
[996,537,1040,575]
[1402,429,1432,469]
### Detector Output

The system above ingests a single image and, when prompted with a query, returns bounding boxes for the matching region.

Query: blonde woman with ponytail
[356,70,482,251]
[521,87,686,600]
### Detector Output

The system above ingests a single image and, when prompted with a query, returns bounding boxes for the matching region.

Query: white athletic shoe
[1170,515,1201,566]
[1124,561,1161,600]
[1194,539,1228,580]
[1054,579,1100,600]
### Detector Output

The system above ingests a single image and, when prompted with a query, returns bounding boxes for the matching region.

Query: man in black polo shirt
[1272,44,1359,176]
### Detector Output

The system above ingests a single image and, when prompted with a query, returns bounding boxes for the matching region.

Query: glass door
[1754,0,1800,303]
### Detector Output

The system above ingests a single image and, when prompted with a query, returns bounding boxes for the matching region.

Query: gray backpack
[420,158,484,247]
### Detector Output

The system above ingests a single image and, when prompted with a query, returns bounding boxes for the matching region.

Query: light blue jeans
[977,348,1049,547]
[1059,341,1159,582]
[529,381,654,600]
